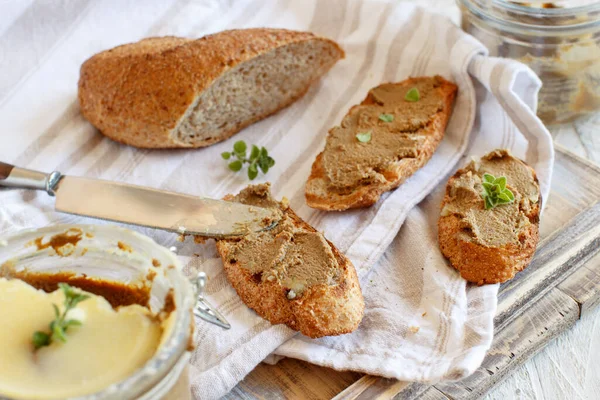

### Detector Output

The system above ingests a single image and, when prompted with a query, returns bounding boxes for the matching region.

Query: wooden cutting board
[224,145,600,399]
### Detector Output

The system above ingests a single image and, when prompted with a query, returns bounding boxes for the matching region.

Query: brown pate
[322,76,448,192]
[225,184,340,297]
[441,149,540,247]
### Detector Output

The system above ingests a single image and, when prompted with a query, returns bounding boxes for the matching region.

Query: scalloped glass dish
[0,225,194,400]
[459,0,600,125]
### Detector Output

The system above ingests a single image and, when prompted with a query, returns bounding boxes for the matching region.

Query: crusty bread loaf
[438,149,541,285]
[306,75,457,211]
[215,183,364,338]
[78,29,344,149]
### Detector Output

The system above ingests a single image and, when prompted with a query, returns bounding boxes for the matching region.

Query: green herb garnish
[481,173,515,210]
[221,140,275,180]
[379,113,394,123]
[405,88,420,102]
[356,131,372,143]
[33,283,89,349]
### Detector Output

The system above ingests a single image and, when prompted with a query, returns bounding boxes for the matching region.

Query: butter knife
[0,161,280,238]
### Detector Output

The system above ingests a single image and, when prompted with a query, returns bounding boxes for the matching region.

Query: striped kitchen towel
[0,0,553,399]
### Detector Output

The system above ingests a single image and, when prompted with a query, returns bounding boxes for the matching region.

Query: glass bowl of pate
[0,224,195,400]
[458,0,600,125]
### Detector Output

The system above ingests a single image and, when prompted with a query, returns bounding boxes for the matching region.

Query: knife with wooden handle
[0,161,281,239]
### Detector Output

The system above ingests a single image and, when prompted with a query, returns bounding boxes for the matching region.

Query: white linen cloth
[0,1,553,399]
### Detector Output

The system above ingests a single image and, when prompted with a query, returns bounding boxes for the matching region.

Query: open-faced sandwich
[215,184,364,338]
[306,75,457,211]
[438,149,541,285]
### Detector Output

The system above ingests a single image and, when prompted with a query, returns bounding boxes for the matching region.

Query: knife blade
[0,162,281,238]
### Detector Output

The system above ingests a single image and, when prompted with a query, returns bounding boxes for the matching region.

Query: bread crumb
[193,235,207,244]
[281,196,290,209]
[422,312,427,317]
[177,234,187,242]
[409,326,420,334]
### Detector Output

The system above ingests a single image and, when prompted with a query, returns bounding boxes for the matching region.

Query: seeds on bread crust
[306,75,457,211]
[438,149,541,285]
[215,183,364,338]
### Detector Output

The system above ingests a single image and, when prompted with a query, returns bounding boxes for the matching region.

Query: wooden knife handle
[0,161,14,180]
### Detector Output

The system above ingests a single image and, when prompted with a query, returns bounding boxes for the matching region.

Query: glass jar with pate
[458,0,600,126]
[0,225,195,400]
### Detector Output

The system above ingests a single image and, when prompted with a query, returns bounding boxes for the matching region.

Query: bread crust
[215,186,364,338]
[306,76,457,211]
[438,154,541,285]
[78,29,344,149]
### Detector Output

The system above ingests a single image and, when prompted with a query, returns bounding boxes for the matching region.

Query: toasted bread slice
[306,75,457,211]
[438,149,541,285]
[78,29,344,149]
[215,184,364,338]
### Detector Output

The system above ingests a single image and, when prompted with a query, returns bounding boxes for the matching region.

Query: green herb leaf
[258,157,270,174]
[52,322,67,343]
[221,152,231,160]
[498,192,511,202]
[248,163,258,180]
[356,131,372,143]
[233,140,247,154]
[379,113,394,123]
[480,173,515,210]
[250,145,260,161]
[505,189,515,201]
[260,147,268,159]
[228,160,243,172]
[64,319,82,328]
[405,88,420,102]
[32,331,50,349]
[483,173,495,183]
[494,176,507,191]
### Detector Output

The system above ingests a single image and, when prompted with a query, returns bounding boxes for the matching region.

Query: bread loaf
[78,29,344,148]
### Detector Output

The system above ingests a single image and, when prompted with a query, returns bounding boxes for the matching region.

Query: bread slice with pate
[438,149,541,285]
[78,29,344,149]
[306,75,457,211]
[215,183,364,338]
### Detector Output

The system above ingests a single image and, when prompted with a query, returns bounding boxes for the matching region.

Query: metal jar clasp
[191,272,231,330]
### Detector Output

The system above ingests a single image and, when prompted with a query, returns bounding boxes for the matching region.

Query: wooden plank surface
[494,201,600,331]
[230,146,600,399]
[434,289,580,399]
[224,358,362,400]
[558,250,600,317]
